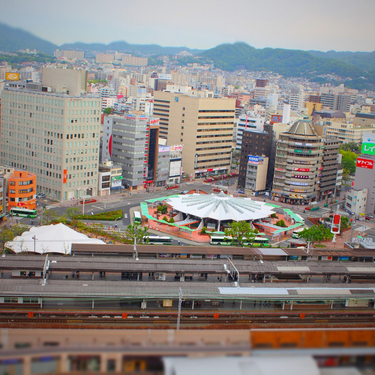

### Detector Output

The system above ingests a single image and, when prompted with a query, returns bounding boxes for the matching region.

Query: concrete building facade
[238,125,274,190]
[245,156,269,192]
[0,81,101,201]
[153,91,235,178]
[345,188,368,216]
[102,113,160,190]
[353,154,375,214]
[272,120,322,204]
[319,139,341,200]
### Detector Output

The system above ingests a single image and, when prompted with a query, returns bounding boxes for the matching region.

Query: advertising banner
[356,157,374,169]
[361,133,375,155]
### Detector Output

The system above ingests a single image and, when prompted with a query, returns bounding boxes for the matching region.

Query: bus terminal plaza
[139,191,304,244]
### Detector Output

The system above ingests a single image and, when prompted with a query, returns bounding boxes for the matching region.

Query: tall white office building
[0,67,101,201]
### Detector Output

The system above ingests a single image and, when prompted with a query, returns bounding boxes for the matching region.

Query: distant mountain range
[1,22,375,90]
[0,23,57,55]
[59,41,202,56]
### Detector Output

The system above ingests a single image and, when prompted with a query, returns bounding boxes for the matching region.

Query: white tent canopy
[5,223,105,255]
[166,192,275,222]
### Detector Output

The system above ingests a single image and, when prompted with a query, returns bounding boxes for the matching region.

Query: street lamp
[32,235,37,254]
[133,237,139,261]
[77,187,87,215]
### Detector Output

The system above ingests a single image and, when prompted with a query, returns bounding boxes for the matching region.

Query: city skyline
[0,0,374,52]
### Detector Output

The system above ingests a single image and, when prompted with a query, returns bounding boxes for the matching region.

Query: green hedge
[75,210,123,221]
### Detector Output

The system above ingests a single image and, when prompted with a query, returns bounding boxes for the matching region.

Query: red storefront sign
[293,168,310,172]
[356,157,374,169]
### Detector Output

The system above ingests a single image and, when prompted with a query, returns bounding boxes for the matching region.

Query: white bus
[143,236,172,245]
[292,227,306,238]
[294,214,305,224]
[133,211,142,224]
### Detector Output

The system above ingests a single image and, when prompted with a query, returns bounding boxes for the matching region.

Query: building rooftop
[287,120,318,136]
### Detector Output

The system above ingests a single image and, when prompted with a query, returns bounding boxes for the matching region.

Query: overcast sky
[1,0,374,52]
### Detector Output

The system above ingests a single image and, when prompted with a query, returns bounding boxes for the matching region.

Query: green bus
[10,208,37,218]
[133,211,142,224]
[210,234,269,247]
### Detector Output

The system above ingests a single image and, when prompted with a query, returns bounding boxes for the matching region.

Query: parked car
[36,193,46,199]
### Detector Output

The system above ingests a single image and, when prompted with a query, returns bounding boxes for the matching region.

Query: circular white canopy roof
[167,192,275,222]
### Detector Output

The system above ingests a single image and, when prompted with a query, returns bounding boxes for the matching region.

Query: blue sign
[248,155,263,164]
[238,189,245,194]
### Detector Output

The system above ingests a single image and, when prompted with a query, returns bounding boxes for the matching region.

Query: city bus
[10,208,37,218]
[133,211,142,224]
[210,234,269,247]
[292,227,306,239]
[143,236,172,245]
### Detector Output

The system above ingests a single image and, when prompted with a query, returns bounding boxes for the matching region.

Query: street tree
[39,209,60,225]
[65,207,80,220]
[224,221,257,246]
[0,228,14,253]
[298,225,333,244]
[124,222,149,244]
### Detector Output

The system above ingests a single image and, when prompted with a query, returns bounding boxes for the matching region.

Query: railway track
[1,310,375,328]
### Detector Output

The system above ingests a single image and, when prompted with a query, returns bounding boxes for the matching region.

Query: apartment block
[121,55,148,67]
[153,91,235,178]
[54,50,85,60]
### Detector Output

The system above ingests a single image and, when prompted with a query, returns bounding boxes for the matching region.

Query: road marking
[92,205,104,210]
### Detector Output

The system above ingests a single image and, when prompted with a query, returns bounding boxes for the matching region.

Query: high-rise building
[238,124,274,190]
[337,94,351,112]
[101,113,160,189]
[272,120,322,204]
[236,112,265,150]
[153,91,235,178]
[321,93,338,110]
[0,67,101,201]
[54,50,85,60]
[318,139,341,200]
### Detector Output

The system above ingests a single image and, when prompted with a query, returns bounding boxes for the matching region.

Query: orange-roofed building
[8,171,36,212]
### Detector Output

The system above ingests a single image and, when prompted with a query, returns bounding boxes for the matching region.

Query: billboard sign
[6,72,20,81]
[248,155,264,164]
[169,160,181,177]
[356,157,374,169]
[361,133,375,155]
[159,146,170,153]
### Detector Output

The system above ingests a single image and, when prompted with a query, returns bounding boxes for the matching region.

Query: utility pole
[177,287,182,330]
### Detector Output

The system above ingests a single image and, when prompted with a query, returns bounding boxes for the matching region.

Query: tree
[39,209,59,225]
[340,142,360,152]
[224,221,257,246]
[103,107,111,114]
[65,207,80,220]
[10,224,29,237]
[276,219,287,227]
[0,228,15,253]
[298,225,333,244]
[124,223,149,244]
[340,149,357,175]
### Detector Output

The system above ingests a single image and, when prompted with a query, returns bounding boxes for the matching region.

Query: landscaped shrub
[162,216,169,222]
[75,210,122,221]
[276,219,287,227]
[169,217,175,223]
[271,213,278,218]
